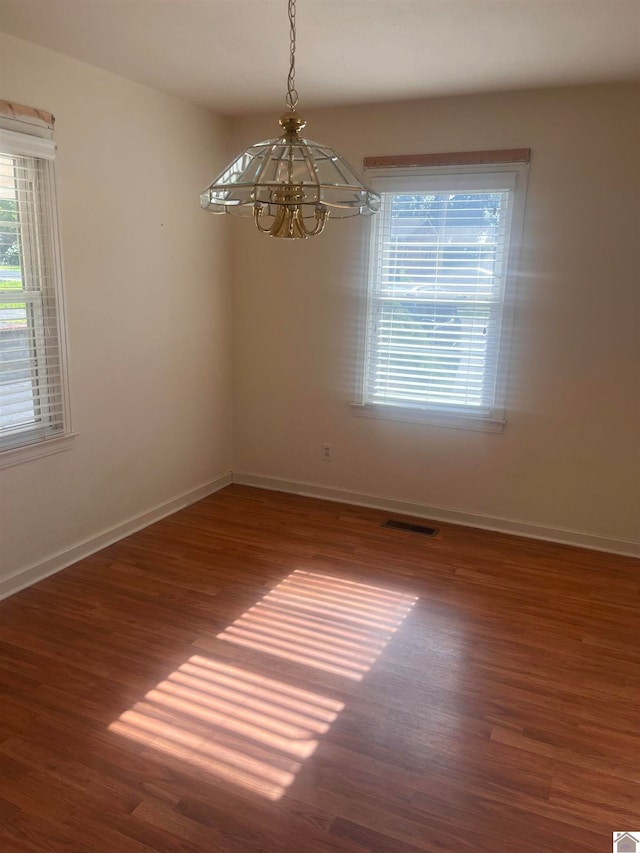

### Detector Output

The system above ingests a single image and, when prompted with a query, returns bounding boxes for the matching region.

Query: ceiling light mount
[200,0,380,239]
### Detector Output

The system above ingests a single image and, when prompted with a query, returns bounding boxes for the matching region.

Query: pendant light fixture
[200,0,380,239]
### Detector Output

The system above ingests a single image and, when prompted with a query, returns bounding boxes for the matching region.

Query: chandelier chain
[286,0,299,110]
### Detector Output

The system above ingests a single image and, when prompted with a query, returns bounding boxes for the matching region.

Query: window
[356,155,528,432]
[0,109,72,464]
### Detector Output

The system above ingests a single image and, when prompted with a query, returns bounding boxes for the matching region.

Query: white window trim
[354,161,528,433]
[0,119,74,465]
[351,401,506,433]
[0,431,77,470]
[0,127,56,160]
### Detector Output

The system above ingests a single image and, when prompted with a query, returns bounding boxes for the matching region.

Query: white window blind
[359,164,527,430]
[0,125,71,456]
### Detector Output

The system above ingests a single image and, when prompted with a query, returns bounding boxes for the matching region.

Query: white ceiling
[1,0,639,116]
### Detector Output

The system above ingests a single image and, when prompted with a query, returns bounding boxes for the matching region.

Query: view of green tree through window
[0,124,71,458]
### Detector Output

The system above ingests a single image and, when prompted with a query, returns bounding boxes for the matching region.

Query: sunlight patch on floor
[217,570,418,680]
[110,657,342,800]
[110,570,417,800]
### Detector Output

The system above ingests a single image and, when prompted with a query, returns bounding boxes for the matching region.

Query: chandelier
[200,0,380,239]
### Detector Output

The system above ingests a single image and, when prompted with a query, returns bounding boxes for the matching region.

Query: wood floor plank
[0,484,638,851]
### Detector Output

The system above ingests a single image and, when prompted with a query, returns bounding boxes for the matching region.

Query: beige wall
[0,34,233,586]
[0,46,637,584]
[231,83,640,546]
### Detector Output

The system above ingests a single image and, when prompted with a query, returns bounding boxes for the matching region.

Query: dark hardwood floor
[0,484,638,852]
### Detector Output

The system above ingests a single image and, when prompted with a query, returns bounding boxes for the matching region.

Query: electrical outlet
[322,443,332,461]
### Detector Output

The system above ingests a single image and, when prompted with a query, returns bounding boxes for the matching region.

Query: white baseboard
[0,473,233,602]
[232,472,640,559]
[3,469,636,603]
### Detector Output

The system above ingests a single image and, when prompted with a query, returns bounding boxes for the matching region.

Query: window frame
[353,160,528,433]
[0,122,74,468]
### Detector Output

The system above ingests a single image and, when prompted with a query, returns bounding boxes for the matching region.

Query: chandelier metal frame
[200,0,380,239]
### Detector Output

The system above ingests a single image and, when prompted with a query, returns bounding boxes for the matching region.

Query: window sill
[351,403,505,433]
[0,432,77,470]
